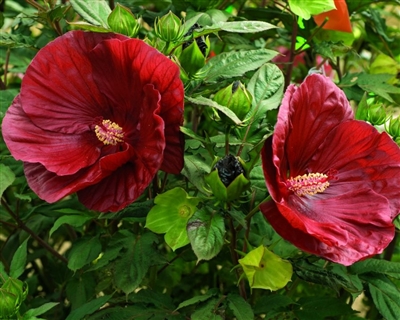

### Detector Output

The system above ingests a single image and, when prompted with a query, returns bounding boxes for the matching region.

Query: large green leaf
[22,302,59,319]
[0,164,15,199]
[192,297,223,320]
[49,215,93,237]
[113,232,158,295]
[69,0,111,27]
[67,236,102,271]
[199,48,278,82]
[227,294,254,320]
[198,20,277,35]
[175,291,217,311]
[187,208,225,262]
[350,259,400,279]
[365,274,400,320]
[10,237,29,278]
[288,0,336,20]
[66,295,112,320]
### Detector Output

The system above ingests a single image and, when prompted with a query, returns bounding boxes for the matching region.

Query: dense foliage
[1,0,400,319]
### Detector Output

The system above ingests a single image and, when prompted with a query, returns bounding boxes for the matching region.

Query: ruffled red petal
[2,96,101,175]
[87,37,184,174]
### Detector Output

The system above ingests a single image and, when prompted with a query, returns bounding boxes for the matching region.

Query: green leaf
[107,3,139,37]
[288,0,336,20]
[145,187,201,251]
[65,295,112,320]
[67,236,102,271]
[49,215,93,237]
[247,63,284,118]
[350,259,400,279]
[295,261,362,294]
[253,294,295,316]
[0,164,15,199]
[66,273,96,310]
[0,262,8,283]
[357,73,400,102]
[0,89,19,120]
[0,33,36,48]
[365,274,400,320]
[199,48,278,83]
[67,21,110,32]
[113,232,158,295]
[69,0,111,27]
[187,96,242,125]
[187,208,225,262]
[293,296,356,320]
[227,294,254,320]
[192,297,222,320]
[22,302,59,318]
[181,154,212,196]
[175,291,216,311]
[10,237,29,278]
[200,20,276,34]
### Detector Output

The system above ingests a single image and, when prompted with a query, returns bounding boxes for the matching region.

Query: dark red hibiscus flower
[260,74,400,266]
[2,31,184,212]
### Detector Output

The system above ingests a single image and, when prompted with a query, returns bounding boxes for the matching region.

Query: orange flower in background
[313,0,352,33]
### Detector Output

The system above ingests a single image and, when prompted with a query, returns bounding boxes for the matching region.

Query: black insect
[182,23,208,57]
[214,154,244,187]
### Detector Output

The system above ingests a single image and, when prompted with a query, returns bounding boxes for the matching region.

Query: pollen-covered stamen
[95,119,124,145]
[286,173,330,196]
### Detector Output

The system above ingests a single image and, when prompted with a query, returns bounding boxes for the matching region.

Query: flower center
[286,173,329,196]
[94,119,124,145]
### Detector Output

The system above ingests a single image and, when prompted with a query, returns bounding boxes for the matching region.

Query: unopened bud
[154,11,184,42]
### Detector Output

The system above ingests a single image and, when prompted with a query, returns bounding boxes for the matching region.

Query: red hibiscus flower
[2,31,184,212]
[313,0,352,33]
[260,74,400,266]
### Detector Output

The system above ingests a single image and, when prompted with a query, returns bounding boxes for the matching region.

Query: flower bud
[179,38,207,77]
[367,103,386,125]
[387,116,400,139]
[1,278,27,305]
[205,154,250,203]
[154,11,184,42]
[0,289,19,319]
[213,81,252,121]
[107,4,140,38]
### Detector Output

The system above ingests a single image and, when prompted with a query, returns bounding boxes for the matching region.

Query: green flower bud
[213,81,252,121]
[154,11,184,42]
[107,4,140,38]
[0,288,19,319]
[367,103,386,125]
[1,278,27,306]
[205,154,250,203]
[387,116,400,139]
[179,38,207,77]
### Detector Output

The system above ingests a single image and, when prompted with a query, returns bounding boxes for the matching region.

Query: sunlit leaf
[289,0,336,20]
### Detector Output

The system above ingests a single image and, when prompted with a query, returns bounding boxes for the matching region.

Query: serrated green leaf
[350,259,400,279]
[357,73,400,102]
[227,294,254,320]
[22,302,59,318]
[187,96,242,125]
[113,232,158,295]
[145,187,201,251]
[288,0,336,20]
[181,154,212,196]
[10,237,29,278]
[66,273,96,310]
[247,63,284,116]
[0,33,35,48]
[200,20,276,34]
[192,297,222,320]
[199,48,278,83]
[67,21,110,32]
[0,164,15,199]
[175,291,216,311]
[70,0,111,27]
[65,295,112,320]
[67,236,102,271]
[187,208,225,262]
[293,296,356,320]
[253,294,295,316]
[49,215,93,237]
[365,274,400,320]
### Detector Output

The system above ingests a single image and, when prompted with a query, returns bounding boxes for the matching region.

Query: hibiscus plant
[1,0,400,319]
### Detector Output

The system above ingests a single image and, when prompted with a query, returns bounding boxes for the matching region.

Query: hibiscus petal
[78,84,166,212]
[309,120,400,218]
[87,37,184,174]
[278,74,353,177]
[20,31,128,134]
[2,96,101,175]
[260,190,395,266]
